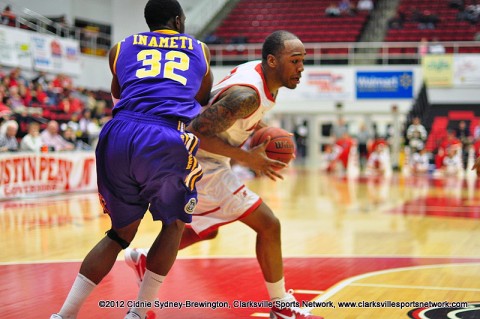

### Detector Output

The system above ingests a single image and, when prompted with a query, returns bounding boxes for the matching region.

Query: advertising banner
[278,67,355,102]
[0,25,33,69]
[31,34,81,76]
[422,54,454,87]
[0,152,96,199]
[356,71,414,99]
[453,54,480,87]
[0,25,81,76]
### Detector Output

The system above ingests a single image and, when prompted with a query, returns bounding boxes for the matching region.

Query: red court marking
[2,257,479,319]
[390,196,480,219]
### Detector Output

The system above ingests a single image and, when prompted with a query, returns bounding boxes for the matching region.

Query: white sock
[265,277,287,301]
[58,274,96,319]
[130,269,165,318]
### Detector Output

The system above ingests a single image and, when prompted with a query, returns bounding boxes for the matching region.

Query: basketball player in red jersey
[126,30,324,319]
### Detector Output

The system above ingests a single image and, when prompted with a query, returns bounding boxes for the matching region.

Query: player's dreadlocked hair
[144,0,183,31]
[262,30,299,61]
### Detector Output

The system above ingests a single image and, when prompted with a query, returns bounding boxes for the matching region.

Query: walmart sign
[356,71,413,99]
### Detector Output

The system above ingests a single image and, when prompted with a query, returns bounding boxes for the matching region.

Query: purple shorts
[96,110,203,228]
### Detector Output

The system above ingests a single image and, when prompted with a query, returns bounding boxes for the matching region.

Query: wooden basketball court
[1,167,479,318]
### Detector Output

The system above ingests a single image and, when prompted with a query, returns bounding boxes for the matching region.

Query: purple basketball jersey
[112,30,208,123]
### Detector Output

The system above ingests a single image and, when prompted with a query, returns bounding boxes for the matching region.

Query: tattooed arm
[188,85,286,180]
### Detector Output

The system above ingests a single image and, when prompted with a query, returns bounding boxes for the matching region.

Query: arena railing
[207,41,480,65]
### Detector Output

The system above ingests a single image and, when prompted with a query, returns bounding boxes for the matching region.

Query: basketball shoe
[270,291,324,319]
[124,248,148,285]
[124,311,156,319]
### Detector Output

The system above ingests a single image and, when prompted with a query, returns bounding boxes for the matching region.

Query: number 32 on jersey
[136,49,189,85]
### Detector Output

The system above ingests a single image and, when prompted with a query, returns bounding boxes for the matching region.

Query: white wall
[8,0,112,25]
[8,0,227,44]
[72,0,112,24]
[77,55,111,91]
[111,0,145,43]
[428,88,480,104]
[111,0,228,43]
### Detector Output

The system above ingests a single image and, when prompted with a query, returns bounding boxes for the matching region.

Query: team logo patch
[184,198,197,214]
[407,302,480,319]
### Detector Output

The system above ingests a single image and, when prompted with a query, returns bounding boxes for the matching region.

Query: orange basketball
[250,127,296,168]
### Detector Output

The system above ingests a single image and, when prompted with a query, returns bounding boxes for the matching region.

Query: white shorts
[189,157,261,237]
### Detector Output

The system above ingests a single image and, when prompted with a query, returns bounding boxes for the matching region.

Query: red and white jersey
[197,61,275,162]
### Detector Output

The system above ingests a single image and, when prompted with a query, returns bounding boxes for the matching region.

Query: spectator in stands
[410,147,430,175]
[294,120,308,162]
[321,143,343,173]
[338,0,350,12]
[5,67,27,90]
[325,3,341,17]
[51,73,73,95]
[0,120,18,152]
[58,90,83,115]
[331,117,348,139]
[435,129,461,169]
[455,120,471,144]
[418,37,429,58]
[83,90,99,114]
[458,3,480,24]
[357,123,372,171]
[62,127,77,145]
[474,123,480,140]
[388,12,405,29]
[20,122,42,152]
[1,5,16,26]
[0,91,12,117]
[428,38,446,54]
[455,120,472,169]
[357,0,374,12]
[78,109,100,145]
[416,10,440,29]
[406,116,427,149]
[442,146,463,176]
[449,0,464,10]
[335,132,355,172]
[40,120,74,151]
[203,33,224,44]
[32,71,50,89]
[7,85,26,113]
[30,83,49,106]
[365,141,390,176]
[60,111,81,133]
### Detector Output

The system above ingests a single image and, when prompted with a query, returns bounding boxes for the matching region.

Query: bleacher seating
[385,0,480,47]
[212,0,373,45]
[424,107,480,152]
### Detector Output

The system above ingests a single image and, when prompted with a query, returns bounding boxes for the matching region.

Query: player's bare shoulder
[192,86,260,136]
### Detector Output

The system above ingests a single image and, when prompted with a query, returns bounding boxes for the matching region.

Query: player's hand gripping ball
[250,127,296,169]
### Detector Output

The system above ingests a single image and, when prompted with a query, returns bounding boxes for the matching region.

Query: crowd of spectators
[388,7,440,30]
[0,66,112,153]
[451,0,480,25]
[318,114,480,178]
[325,0,374,17]
[405,116,480,177]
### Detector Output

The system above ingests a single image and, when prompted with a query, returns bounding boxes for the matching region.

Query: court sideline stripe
[305,263,480,311]
[2,256,480,266]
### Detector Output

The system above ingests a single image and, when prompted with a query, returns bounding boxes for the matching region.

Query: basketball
[249,127,296,167]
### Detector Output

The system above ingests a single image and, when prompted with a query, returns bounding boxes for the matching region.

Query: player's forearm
[194,131,250,162]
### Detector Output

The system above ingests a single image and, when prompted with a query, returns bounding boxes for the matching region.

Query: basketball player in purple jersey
[50,1,212,319]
